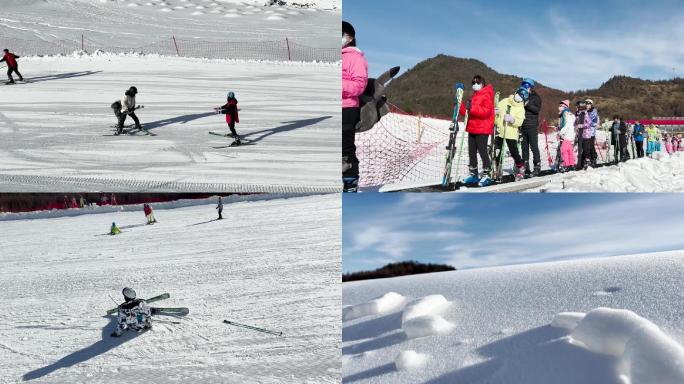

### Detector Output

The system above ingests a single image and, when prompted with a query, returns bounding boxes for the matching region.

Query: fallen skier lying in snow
[111,287,152,337]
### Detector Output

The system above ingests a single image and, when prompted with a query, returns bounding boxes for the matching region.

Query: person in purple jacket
[342,20,368,192]
[574,100,592,170]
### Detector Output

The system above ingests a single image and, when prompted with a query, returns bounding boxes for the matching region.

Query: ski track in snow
[342,251,684,384]
[0,194,341,383]
[0,54,341,192]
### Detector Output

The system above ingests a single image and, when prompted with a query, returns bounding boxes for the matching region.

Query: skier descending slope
[143,203,157,224]
[216,196,223,220]
[460,75,495,187]
[518,78,542,177]
[215,92,241,145]
[112,86,143,135]
[341,20,368,193]
[1,48,24,84]
[111,287,152,337]
[493,87,528,181]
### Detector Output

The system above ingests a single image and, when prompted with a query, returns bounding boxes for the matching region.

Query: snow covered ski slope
[0,194,341,383]
[343,251,684,384]
[0,54,340,192]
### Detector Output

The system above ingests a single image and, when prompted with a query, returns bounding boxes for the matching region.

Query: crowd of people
[341,20,681,190]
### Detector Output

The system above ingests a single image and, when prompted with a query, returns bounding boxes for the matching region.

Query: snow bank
[553,307,684,383]
[402,314,455,339]
[394,350,428,371]
[401,294,451,323]
[342,292,406,321]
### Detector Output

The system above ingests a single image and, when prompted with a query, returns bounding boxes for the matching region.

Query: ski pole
[223,320,283,336]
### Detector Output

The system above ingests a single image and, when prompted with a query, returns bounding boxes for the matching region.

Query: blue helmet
[111,222,116,226]
[227,91,235,99]
[516,87,530,102]
[521,78,535,89]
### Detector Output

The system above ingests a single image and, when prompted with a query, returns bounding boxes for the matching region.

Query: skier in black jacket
[518,78,542,177]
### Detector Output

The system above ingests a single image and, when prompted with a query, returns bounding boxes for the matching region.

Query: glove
[504,114,515,124]
[449,122,455,130]
[465,101,471,111]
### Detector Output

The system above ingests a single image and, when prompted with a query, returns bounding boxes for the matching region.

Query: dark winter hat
[128,86,138,94]
[342,21,355,37]
[122,287,136,301]
[3,49,8,52]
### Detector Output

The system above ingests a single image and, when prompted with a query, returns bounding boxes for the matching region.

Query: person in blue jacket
[633,121,645,158]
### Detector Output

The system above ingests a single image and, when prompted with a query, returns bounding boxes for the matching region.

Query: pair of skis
[106,293,188,316]
[208,131,255,147]
[441,83,465,189]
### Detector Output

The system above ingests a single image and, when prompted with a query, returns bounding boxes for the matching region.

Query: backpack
[355,66,400,133]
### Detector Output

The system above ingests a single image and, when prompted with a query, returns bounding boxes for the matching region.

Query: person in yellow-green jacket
[492,87,528,182]
[646,124,657,156]
[110,222,122,235]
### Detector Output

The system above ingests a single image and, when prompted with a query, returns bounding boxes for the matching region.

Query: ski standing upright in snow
[442,83,465,189]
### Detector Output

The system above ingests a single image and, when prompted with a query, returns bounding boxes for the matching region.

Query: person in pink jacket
[342,20,368,192]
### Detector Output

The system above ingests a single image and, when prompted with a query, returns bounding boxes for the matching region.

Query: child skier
[665,133,673,154]
[143,203,157,224]
[110,222,121,235]
[493,87,528,181]
[557,100,576,171]
[111,287,152,337]
[216,91,241,145]
[1,49,24,84]
[216,196,223,220]
[112,86,143,135]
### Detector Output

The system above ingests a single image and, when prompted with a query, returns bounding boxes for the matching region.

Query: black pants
[218,208,223,219]
[590,135,597,163]
[582,138,593,166]
[342,107,360,178]
[520,127,540,169]
[577,137,585,169]
[636,140,644,158]
[468,133,490,174]
[612,136,620,162]
[494,137,523,167]
[228,121,237,137]
[6,66,23,82]
[619,135,628,161]
[115,110,141,132]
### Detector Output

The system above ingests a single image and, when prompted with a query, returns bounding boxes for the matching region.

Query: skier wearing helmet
[493,87,528,181]
[112,86,143,135]
[342,20,368,192]
[110,222,121,235]
[111,287,152,337]
[1,48,24,84]
[216,91,241,145]
[518,78,542,177]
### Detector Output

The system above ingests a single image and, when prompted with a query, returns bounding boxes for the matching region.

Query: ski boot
[463,168,480,184]
[230,137,242,147]
[533,163,541,177]
[478,175,492,187]
[515,164,525,181]
[343,177,359,193]
[524,162,532,179]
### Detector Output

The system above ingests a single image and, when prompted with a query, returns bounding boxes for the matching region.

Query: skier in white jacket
[112,86,142,135]
[558,100,576,171]
[111,287,152,337]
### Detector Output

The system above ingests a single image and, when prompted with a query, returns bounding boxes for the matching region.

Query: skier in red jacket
[1,49,24,84]
[459,74,495,185]
[216,91,241,145]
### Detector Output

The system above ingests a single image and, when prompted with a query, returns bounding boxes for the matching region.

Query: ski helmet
[585,98,594,105]
[227,91,235,99]
[128,86,138,95]
[122,287,136,301]
[342,21,355,38]
[521,78,535,89]
[515,87,530,102]
[111,222,116,226]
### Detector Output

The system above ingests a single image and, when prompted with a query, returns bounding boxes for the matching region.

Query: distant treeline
[0,193,239,213]
[343,260,456,282]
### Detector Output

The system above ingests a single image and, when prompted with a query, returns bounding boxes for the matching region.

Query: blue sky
[343,194,684,273]
[343,0,684,91]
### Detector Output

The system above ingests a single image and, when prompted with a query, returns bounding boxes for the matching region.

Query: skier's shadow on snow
[23,71,102,83]
[143,112,215,132]
[22,316,141,381]
[423,325,622,384]
[242,116,332,143]
[187,218,221,226]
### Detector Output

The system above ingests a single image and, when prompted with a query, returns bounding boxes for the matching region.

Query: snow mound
[551,311,586,330]
[192,11,204,14]
[554,307,684,383]
[570,307,649,355]
[401,294,451,323]
[343,292,406,321]
[223,12,241,17]
[394,350,428,371]
[402,315,455,339]
[266,14,285,20]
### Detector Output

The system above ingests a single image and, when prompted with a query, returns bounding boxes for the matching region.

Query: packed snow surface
[342,250,684,383]
[0,54,340,192]
[0,193,341,383]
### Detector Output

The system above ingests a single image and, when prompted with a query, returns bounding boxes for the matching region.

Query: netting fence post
[172,35,180,56]
[285,37,291,61]
[81,34,84,51]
